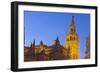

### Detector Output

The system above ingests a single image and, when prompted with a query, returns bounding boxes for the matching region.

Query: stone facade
[24,37,66,61]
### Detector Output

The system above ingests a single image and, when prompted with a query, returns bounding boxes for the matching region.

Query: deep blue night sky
[24,11,90,59]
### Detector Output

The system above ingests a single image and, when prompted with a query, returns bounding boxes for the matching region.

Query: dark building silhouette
[84,36,90,59]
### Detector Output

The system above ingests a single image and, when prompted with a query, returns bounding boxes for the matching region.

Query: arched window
[70,36,72,40]
[74,37,75,40]
[67,38,69,41]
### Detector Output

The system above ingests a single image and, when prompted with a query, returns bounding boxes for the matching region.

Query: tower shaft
[65,16,80,59]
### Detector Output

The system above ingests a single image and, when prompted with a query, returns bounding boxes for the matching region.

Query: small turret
[53,36,60,45]
[30,40,35,51]
[32,40,35,47]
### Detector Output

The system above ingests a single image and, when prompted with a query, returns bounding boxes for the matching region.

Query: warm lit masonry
[65,16,80,59]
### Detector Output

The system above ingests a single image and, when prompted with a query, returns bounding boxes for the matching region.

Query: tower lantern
[70,16,76,34]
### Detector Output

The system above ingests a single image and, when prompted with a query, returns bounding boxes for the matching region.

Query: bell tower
[65,16,80,59]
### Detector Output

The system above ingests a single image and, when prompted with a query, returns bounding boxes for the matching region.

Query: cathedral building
[24,16,80,61]
[24,37,66,61]
[65,16,80,59]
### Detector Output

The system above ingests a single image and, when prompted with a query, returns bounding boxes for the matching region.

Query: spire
[53,36,60,45]
[71,16,75,25]
[30,40,35,54]
[30,40,35,48]
[30,42,32,48]
[56,36,59,41]
[70,16,76,34]
[40,40,43,45]
[32,40,35,47]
